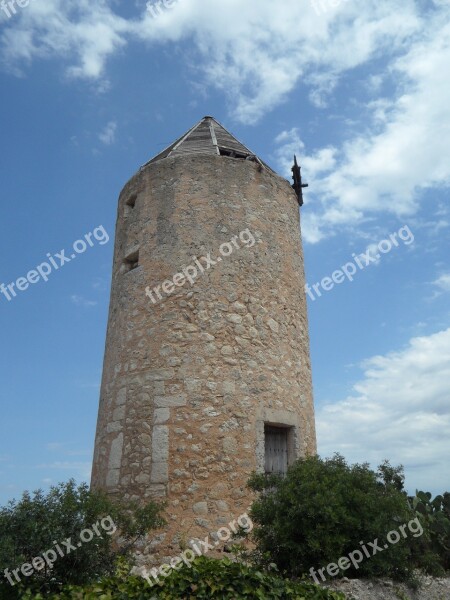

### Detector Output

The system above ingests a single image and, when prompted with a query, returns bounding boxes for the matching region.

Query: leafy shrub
[248,455,419,582]
[408,491,450,574]
[0,480,165,597]
[20,556,348,599]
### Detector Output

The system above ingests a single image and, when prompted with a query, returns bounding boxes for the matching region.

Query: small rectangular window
[126,194,137,208]
[264,425,289,476]
[124,194,137,218]
[123,249,139,272]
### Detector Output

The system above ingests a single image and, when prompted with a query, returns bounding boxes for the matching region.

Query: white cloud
[66,450,91,457]
[433,274,450,292]
[37,461,92,479]
[46,442,64,451]
[156,0,421,124]
[2,1,449,242]
[1,0,420,120]
[45,443,91,457]
[98,120,117,145]
[316,327,450,494]
[282,11,450,242]
[70,294,97,307]
[92,277,107,291]
[0,0,130,80]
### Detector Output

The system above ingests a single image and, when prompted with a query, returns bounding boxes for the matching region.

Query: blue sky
[0,0,449,504]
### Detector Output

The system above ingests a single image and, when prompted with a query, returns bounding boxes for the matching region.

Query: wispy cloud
[37,461,92,480]
[0,0,421,123]
[45,443,91,457]
[316,327,450,494]
[433,274,450,293]
[71,294,97,308]
[98,120,117,145]
[92,277,107,291]
[46,442,64,451]
[2,0,447,242]
[279,13,450,242]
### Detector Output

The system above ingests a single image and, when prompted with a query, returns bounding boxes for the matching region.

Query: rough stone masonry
[91,117,317,563]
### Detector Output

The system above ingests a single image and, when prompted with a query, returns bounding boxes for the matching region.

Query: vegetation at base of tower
[0,480,165,597]
[408,491,450,574]
[247,454,450,583]
[1,466,448,598]
[16,556,348,599]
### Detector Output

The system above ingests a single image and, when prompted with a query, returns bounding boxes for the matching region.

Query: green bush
[408,491,450,574]
[20,556,347,599]
[0,480,165,597]
[248,455,420,582]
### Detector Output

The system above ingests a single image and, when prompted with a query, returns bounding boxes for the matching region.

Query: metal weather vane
[291,155,308,206]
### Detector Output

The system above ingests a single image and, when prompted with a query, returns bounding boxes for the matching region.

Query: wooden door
[264,426,288,475]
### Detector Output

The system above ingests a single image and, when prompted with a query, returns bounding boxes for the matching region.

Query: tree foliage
[408,490,450,574]
[20,556,347,600]
[0,480,165,597]
[248,455,419,582]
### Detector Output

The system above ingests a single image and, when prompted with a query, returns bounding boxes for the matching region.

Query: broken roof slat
[141,116,275,173]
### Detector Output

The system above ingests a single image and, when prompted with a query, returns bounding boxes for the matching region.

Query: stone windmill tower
[91,116,316,560]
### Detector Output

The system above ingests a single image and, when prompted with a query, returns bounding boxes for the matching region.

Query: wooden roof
[141,116,274,172]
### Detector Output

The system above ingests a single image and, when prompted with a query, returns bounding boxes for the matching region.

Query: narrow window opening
[123,249,139,272]
[264,425,290,476]
[124,194,137,218]
[126,194,137,208]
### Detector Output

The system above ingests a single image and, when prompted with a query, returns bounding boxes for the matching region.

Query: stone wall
[324,575,450,600]
[91,153,316,562]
